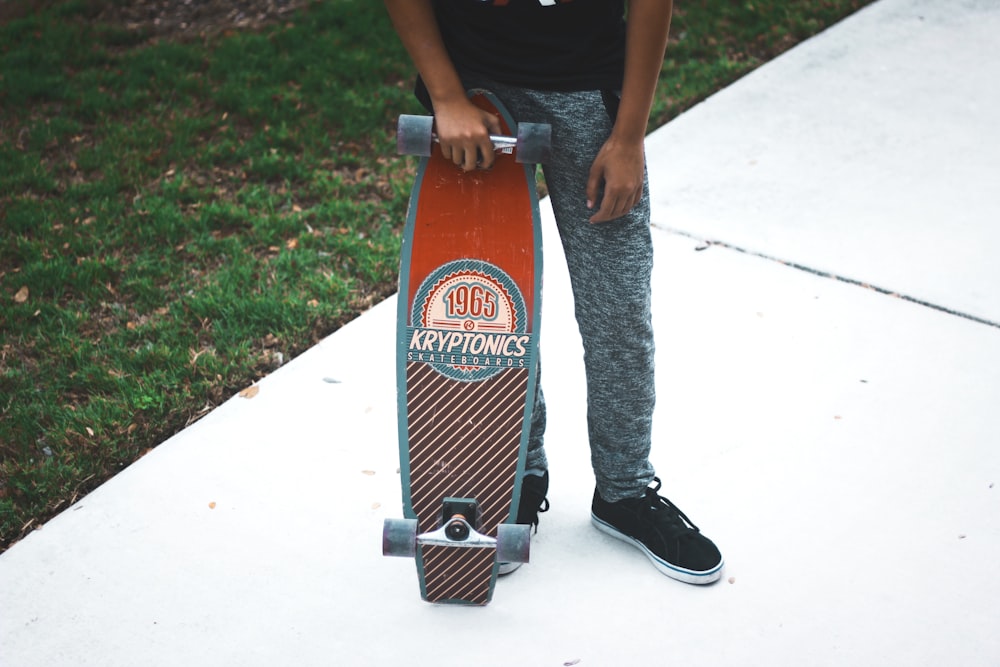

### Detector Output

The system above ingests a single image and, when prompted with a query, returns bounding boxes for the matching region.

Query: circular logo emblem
[408,260,529,381]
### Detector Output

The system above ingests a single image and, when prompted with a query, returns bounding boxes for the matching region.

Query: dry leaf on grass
[13,286,29,303]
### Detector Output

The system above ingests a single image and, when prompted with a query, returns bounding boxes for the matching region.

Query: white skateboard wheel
[496,523,530,564]
[382,518,418,557]
[515,122,551,164]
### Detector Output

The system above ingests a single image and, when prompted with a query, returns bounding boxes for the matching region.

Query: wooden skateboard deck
[383,91,546,605]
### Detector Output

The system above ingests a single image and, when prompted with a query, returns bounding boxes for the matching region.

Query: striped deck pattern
[406,361,528,538]
[406,361,528,604]
[418,545,497,605]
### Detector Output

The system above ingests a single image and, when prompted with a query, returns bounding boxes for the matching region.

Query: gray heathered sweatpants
[468,81,658,503]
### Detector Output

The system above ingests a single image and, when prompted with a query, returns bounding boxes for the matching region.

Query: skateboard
[382,90,549,605]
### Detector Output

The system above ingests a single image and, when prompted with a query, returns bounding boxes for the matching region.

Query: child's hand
[433,99,502,172]
[586,136,645,224]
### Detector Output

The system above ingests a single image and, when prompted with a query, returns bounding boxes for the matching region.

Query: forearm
[586,0,671,222]
[383,0,502,171]
[614,0,673,144]
[382,0,467,109]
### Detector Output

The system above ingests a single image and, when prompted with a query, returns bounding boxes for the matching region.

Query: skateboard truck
[420,499,496,548]
[383,498,531,563]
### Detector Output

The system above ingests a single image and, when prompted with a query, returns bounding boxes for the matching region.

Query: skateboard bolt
[445,516,470,541]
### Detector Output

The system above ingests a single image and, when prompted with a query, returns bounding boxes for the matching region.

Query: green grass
[0,0,874,550]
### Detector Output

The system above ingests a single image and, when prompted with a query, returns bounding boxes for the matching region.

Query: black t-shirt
[431,0,627,92]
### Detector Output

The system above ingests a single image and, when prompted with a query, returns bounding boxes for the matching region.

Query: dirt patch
[93,0,311,40]
[2,0,313,41]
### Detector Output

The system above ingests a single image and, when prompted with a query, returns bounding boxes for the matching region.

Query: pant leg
[488,84,657,502]
[524,365,547,476]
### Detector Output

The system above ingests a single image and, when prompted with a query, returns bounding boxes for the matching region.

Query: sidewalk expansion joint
[657,225,1000,331]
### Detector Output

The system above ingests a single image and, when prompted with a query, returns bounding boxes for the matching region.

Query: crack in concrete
[654,224,1000,331]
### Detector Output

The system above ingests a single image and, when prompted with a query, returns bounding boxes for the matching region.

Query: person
[383,0,724,585]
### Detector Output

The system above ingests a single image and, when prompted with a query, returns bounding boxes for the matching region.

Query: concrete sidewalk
[3,0,999,665]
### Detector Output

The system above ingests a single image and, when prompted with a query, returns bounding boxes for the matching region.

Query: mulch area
[1,0,313,40]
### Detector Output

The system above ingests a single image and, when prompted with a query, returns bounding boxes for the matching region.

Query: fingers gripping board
[397,112,551,164]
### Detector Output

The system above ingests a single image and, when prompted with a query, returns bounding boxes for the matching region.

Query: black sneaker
[498,472,550,576]
[591,477,723,584]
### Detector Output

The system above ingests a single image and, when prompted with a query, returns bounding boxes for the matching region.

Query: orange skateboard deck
[382,91,548,605]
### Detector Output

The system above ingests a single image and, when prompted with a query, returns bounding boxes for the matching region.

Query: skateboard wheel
[515,122,551,164]
[496,523,530,564]
[382,518,418,558]
[397,114,434,157]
